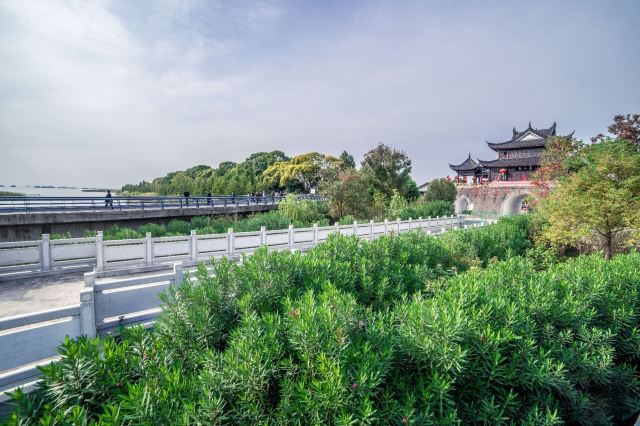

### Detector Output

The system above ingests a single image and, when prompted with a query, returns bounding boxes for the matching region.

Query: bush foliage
[8,217,640,424]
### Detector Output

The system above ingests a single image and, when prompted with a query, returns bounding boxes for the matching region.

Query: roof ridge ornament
[528,121,532,130]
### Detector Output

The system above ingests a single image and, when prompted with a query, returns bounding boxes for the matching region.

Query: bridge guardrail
[0,194,324,214]
[0,215,496,396]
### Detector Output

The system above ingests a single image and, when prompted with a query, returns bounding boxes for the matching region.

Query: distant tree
[537,140,640,260]
[321,169,371,219]
[361,143,413,198]
[424,178,457,203]
[339,151,356,169]
[592,114,640,149]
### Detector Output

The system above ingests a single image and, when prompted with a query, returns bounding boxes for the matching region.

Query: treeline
[120,144,458,222]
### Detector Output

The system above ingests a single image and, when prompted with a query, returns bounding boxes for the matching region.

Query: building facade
[449,122,573,182]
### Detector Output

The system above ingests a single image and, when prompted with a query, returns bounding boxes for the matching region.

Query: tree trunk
[604,232,613,260]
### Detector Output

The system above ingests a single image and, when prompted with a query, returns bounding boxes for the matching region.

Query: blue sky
[0,0,639,187]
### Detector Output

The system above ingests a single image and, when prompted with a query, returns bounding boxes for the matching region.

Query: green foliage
[0,191,24,196]
[361,143,413,198]
[423,178,457,203]
[20,218,640,424]
[94,211,322,241]
[278,194,330,226]
[321,169,373,220]
[5,219,567,425]
[388,196,454,221]
[537,139,640,259]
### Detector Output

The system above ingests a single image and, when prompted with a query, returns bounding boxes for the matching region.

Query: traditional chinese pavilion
[449,122,573,182]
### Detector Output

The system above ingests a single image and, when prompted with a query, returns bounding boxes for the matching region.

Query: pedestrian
[231,192,236,204]
[206,191,212,206]
[183,189,190,206]
[105,190,114,209]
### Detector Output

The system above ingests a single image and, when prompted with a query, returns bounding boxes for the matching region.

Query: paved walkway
[0,273,85,318]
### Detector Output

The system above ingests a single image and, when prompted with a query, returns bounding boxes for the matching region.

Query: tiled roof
[449,154,480,172]
[487,122,559,151]
[478,157,541,168]
[487,138,547,150]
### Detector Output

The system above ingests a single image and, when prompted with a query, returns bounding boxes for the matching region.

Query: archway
[501,192,529,216]
[454,196,469,214]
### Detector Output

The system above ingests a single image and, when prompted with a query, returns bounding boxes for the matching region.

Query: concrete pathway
[0,274,85,318]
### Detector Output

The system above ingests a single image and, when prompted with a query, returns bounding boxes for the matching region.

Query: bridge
[0,195,321,242]
[454,181,534,216]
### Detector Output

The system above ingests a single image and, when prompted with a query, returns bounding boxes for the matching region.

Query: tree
[262,152,341,193]
[592,114,640,149]
[339,151,356,169]
[537,140,640,260]
[321,169,371,219]
[423,178,457,203]
[531,136,584,199]
[361,143,413,198]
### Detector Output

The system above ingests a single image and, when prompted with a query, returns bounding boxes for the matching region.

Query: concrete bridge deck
[0,195,321,241]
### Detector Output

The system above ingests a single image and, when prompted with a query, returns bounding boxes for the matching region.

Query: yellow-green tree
[262,152,341,192]
[537,140,640,259]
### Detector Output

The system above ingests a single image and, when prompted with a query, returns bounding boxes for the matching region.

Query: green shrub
[12,220,640,424]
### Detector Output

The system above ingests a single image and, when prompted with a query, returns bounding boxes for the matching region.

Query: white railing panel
[0,240,41,249]
[0,316,80,371]
[51,241,96,262]
[197,236,227,254]
[153,240,189,258]
[399,222,410,231]
[339,227,354,236]
[317,229,333,241]
[356,226,370,237]
[0,247,40,267]
[104,242,145,263]
[94,282,170,325]
[265,232,288,246]
[235,234,261,250]
[294,230,314,243]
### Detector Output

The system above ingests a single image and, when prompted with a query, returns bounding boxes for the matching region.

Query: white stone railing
[0,215,471,279]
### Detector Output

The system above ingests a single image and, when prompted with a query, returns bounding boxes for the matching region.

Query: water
[0,185,111,197]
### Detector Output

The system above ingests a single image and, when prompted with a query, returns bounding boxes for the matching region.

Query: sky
[0,0,639,188]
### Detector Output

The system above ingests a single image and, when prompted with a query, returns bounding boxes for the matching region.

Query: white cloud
[0,0,638,187]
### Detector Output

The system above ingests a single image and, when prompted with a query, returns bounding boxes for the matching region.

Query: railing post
[353,220,357,236]
[419,217,423,231]
[384,219,388,234]
[288,224,294,249]
[190,230,198,262]
[227,228,234,256]
[408,217,413,231]
[335,222,340,235]
[313,223,318,245]
[260,226,267,246]
[396,218,401,234]
[459,215,463,227]
[145,232,153,266]
[173,262,183,286]
[436,216,439,229]
[428,216,431,228]
[96,231,105,271]
[80,272,96,338]
[40,234,51,271]
[369,220,374,239]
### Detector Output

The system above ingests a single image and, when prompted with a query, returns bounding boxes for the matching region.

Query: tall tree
[592,114,640,149]
[537,140,640,260]
[361,143,413,198]
[339,151,356,169]
[321,169,371,219]
[531,136,584,198]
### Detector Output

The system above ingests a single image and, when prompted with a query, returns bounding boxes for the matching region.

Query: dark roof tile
[478,157,541,168]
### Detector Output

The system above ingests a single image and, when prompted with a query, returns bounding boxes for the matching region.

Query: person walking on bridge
[206,191,212,206]
[183,189,190,206]
[105,190,114,209]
